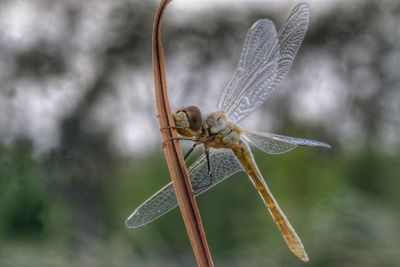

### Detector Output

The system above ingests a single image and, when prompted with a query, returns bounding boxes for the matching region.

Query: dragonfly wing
[220,3,310,123]
[244,131,331,154]
[217,19,278,111]
[126,149,243,228]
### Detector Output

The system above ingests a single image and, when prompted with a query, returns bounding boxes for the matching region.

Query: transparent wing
[218,3,310,123]
[126,149,243,228]
[217,19,278,111]
[244,131,331,154]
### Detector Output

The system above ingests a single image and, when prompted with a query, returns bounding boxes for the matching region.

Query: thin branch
[152,1,214,266]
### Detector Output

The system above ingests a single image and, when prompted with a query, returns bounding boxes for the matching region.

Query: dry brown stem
[152,1,214,266]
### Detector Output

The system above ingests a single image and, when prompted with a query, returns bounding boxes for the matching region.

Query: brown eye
[185,106,202,131]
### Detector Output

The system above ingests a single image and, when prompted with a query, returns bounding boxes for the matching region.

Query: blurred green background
[0,0,399,266]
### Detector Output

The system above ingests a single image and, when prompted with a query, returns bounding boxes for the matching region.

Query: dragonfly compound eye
[185,106,203,131]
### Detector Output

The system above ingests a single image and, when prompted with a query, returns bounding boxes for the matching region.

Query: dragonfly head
[173,106,203,137]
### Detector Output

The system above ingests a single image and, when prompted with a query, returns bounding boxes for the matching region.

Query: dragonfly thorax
[173,106,240,148]
[202,111,241,148]
[204,111,229,135]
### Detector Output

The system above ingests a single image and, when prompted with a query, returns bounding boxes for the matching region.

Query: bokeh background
[0,0,399,266]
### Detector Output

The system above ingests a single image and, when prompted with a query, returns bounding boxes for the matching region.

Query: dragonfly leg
[162,136,193,148]
[160,126,185,147]
[193,148,214,190]
[159,125,184,132]
[206,148,213,178]
[184,143,198,160]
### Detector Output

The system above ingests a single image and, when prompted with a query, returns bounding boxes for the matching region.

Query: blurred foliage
[0,141,47,239]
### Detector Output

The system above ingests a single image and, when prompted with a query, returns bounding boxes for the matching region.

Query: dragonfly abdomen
[231,140,309,262]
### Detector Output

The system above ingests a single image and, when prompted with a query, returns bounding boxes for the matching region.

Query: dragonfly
[126,3,330,262]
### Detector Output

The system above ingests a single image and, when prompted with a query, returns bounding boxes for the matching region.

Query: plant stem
[152,1,214,266]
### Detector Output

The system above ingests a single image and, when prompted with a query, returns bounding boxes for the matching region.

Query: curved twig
[152,1,214,266]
